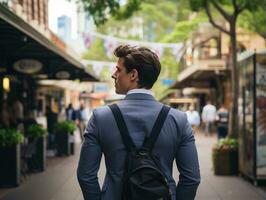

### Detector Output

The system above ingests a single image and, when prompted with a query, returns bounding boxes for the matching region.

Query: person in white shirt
[186,105,200,129]
[201,100,216,136]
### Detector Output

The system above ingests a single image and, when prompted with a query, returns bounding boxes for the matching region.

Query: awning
[38,80,93,92]
[170,59,228,89]
[0,4,98,81]
[162,98,197,106]
[80,92,108,99]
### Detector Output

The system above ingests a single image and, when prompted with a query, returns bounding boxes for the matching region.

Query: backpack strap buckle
[137,148,149,156]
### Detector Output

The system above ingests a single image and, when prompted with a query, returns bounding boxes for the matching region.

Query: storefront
[170,63,229,112]
[238,51,266,184]
[0,4,97,128]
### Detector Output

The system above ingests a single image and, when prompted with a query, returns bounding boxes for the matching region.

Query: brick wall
[14,0,48,29]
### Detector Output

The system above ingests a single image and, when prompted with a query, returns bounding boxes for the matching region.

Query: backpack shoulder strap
[142,105,170,152]
[108,104,136,152]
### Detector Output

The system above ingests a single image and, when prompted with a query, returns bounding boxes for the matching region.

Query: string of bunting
[82,31,184,60]
[82,59,116,76]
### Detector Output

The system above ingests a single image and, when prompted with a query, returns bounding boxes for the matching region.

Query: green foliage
[99,66,112,82]
[161,17,207,43]
[160,49,179,79]
[27,124,47,138]
[114,0,142,20]
[80,0,142,26]
[238,8,266,39]
[152,77,168,100]
[82,39,113,61]
[0,129,24,147]
[55,121,76,134]
[188,0,263,12]
[96,0,179,42]
[215,138,238,150]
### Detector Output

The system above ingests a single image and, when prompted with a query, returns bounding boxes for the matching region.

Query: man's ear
[130,69,139,82]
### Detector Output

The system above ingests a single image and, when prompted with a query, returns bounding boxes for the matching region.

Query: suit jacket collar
[124,93,156,101]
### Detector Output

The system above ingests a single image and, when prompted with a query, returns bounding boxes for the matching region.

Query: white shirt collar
[126,88,154,96]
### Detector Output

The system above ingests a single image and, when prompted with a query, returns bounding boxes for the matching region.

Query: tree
[187,0,264,138]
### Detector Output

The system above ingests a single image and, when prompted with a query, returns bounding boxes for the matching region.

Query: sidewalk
[195,133,266,200]
[1,133,266,200]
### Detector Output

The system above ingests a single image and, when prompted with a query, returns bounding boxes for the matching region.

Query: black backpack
[109,104,172,200]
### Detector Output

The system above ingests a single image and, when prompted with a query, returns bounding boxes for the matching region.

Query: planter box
[56,132,70,156]
[26,137,46,172]
[0,144,21,186]
[35,137,46,171]
[212,148,238,175]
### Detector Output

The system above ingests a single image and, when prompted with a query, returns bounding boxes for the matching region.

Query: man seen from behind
[77,44,201,200]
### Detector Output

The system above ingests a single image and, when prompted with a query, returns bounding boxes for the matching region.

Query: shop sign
[13,59,42,74]
[55,71,70,79]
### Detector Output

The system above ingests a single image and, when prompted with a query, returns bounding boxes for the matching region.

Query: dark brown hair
[113,44,161,89]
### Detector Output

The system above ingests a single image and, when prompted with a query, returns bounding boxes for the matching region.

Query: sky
[48,0,78,39]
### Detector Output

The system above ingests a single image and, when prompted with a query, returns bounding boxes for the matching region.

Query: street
[1,133,266,200]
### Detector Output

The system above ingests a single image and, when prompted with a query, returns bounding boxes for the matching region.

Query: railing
[179,54,229,74]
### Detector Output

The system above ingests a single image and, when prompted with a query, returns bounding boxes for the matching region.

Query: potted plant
[27,124,47,171]
[55,121,76,156]
[0,128,24,186]
[212,138,238,175]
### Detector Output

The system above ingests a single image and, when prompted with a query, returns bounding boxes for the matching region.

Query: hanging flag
[171,44,184,61]
[104,38,118,58]
[82,33,94,48]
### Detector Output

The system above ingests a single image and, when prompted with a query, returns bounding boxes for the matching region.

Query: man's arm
[175,113,201,200]
[77,112,102,200]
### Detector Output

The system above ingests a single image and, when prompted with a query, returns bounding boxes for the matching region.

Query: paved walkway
[1,133,266,200]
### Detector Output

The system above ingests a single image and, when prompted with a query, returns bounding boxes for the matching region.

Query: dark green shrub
[27,124,47,138]
[215,138,238,150]
[0,129,24,147]
[55,121,76,134]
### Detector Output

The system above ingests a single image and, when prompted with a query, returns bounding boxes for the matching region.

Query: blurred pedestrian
[202,100,216,136]
[76,103,88,141]
[186,105,200,130]
[216,104,229,139]
[66,103,75,121]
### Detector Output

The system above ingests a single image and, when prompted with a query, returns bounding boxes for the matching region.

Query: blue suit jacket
[77,93,200,200]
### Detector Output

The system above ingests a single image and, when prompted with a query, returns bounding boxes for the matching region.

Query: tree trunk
[228,19,239,138]
[215,75,223,105]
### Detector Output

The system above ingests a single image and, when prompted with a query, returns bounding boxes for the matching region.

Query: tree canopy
[238,7,266,39]
[79,0,142,26]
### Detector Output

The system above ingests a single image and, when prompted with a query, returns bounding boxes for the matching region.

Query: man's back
[78,44,200,200]
[77,93,200,200]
